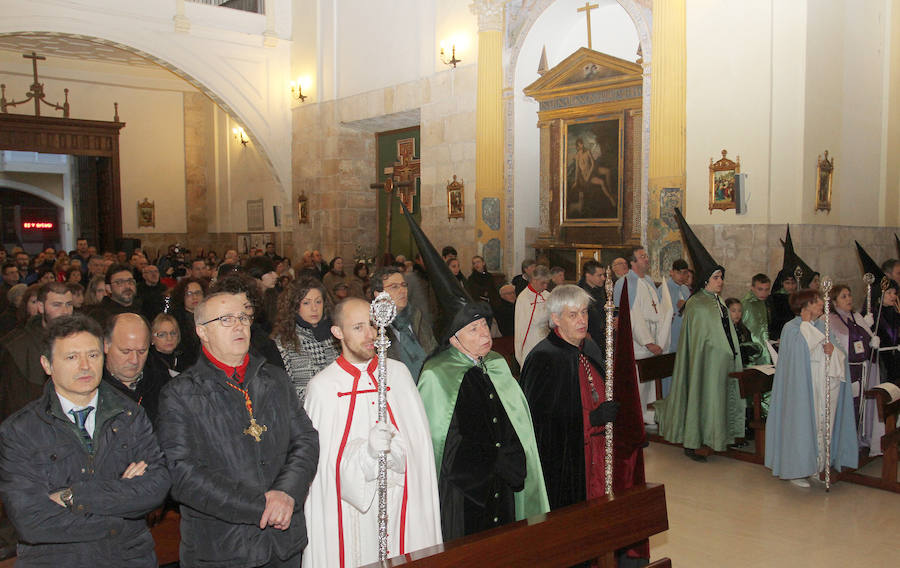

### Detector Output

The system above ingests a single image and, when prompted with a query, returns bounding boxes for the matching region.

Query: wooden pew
[725,368,774,464]
[636,353,676,402]
[363,484,670,568]
[840,387,900,493]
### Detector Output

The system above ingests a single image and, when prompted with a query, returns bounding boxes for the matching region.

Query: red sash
[333,356,409,567]
[521,284,546,353]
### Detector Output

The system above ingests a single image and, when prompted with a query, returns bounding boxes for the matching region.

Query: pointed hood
[856,241,897,294]
[774,225,818,289]
[673,207,724,286]
[399,200,490,341]
[895,233,900,259]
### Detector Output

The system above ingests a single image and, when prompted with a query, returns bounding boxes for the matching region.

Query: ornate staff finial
[370,291,396,561]
[794,266,804,285]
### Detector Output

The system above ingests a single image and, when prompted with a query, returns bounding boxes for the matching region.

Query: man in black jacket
[465,255,501,310]
[157,290,319,567]
[84,264,142,327]
[0,313,170,567]
[102,313,170,426]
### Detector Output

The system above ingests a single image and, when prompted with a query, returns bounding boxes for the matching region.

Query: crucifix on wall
[386,138,421,213]
[577,2,600,49]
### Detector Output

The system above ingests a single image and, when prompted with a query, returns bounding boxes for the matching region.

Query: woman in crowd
[65,266,83,284]
[349,262,369,299]
[150,313,184,376]
[271,276,339,402]
[765,289,858,487]
[828,284,884,454]
[16,284,41,324]
[53,258,70,282]
[171,276,207,368]
[84,275,108,307]
[447,257,467,288]
[322,256,349,303]
[875,283,900,384]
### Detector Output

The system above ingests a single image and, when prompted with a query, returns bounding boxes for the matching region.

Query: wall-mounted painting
[816,150,833,213]
[562,114,623,227]
[709,150,740,212]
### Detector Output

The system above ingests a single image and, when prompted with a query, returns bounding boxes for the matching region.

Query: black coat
[137,281,168,322]
[156,353,319,567]
[84,297,142,329]
[101,354,172,427]
[0,316,47,422]
[0,381,171,567]
[577,277,608,349]
[520,332,604,510]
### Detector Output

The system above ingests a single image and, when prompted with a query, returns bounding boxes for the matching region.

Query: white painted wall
[685,0,898,228]
[513,0,639,264]
[0,0,293,202]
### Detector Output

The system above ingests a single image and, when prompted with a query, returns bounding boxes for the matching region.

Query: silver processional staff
[370,292,397,562]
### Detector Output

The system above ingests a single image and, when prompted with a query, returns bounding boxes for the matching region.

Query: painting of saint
[564,118,621,223]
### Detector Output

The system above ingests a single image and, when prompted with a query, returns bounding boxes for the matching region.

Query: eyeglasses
[153,331,179,339]
[184,290,204,297]
[111,278,136,287]
[200,313,253,327]
[384,282,408,292]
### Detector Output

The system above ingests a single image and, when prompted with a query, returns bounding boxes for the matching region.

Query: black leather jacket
[156,353,319,567]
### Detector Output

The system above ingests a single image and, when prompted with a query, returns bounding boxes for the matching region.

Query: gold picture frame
[297,193,309,224]
[137,198,155,228]
[816,150,833,213]
[561,114,624,227]
[709,149,740,212]
[447,175,464,219]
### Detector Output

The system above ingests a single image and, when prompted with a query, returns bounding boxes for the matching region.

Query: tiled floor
[645,442,899,567]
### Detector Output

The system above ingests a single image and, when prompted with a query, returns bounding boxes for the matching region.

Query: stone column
[470,0,506,271]
[648,0,686,276]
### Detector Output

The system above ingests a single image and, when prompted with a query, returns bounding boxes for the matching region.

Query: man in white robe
[515,265,551,366]
[303,298,442,568]
[614,247,673,424]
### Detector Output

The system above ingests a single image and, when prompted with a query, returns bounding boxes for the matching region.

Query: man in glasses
[101,313,171,426]
[157,290,319,568]
[85,264,142,327]
[370,266,437,381]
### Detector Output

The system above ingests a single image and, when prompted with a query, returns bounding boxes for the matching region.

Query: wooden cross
[577,2,600,49]
[387,138,421,213]
[369,176,413,256]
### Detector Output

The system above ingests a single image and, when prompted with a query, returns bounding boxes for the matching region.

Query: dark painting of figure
[565,118,620,222]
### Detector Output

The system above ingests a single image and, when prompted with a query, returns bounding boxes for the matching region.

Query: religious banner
[563,114,624,227]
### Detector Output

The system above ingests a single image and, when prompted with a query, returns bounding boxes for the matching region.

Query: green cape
[740,290,772,366]
[655,290,746,451]
[418,348,550,519]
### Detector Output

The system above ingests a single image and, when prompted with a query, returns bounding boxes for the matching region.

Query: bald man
[101,313,172,425]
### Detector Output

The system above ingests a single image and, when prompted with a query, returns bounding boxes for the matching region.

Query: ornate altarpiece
[523,47,643,279]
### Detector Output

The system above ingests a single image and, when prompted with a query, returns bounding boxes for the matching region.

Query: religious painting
[246,199,264,231]
[708,150,740,212]
[816,150,833,213]
[447,175,464,219]
[562,115,623,226]
[137,198,155,228]
[297,193,309,224]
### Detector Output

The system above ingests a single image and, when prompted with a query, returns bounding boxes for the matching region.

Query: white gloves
[870,335,881,349]
[367,422,405,473]
[863,313,875,328]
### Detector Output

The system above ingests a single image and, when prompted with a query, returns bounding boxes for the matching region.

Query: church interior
[2,0,900,566]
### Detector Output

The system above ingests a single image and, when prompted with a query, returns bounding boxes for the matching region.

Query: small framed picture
[816,150,833,213]
[137,198,155,228]
[709,149,740,212]
[297,193,309,224]
[447,175,464,219]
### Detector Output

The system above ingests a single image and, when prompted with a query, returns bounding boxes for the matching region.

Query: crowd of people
[0,214,898,566]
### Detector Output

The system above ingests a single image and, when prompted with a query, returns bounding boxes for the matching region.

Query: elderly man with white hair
[514,265,551,365]
[520,285,620,511]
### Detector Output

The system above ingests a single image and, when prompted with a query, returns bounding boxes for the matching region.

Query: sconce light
[440,42,461,69]
[290,78,308,102]
[232,126,249,146]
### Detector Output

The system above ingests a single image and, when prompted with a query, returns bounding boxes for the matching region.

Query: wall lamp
[232,126,249,146]
[291,79,308,102]
[440,43,461,69]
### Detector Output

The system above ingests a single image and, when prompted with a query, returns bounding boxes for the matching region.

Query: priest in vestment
[303,298,441,568]
[614,247,673,424]
[514,265,551,365]
[764,289,858,487]
[654,209,745,460]
[402,201,548,541]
